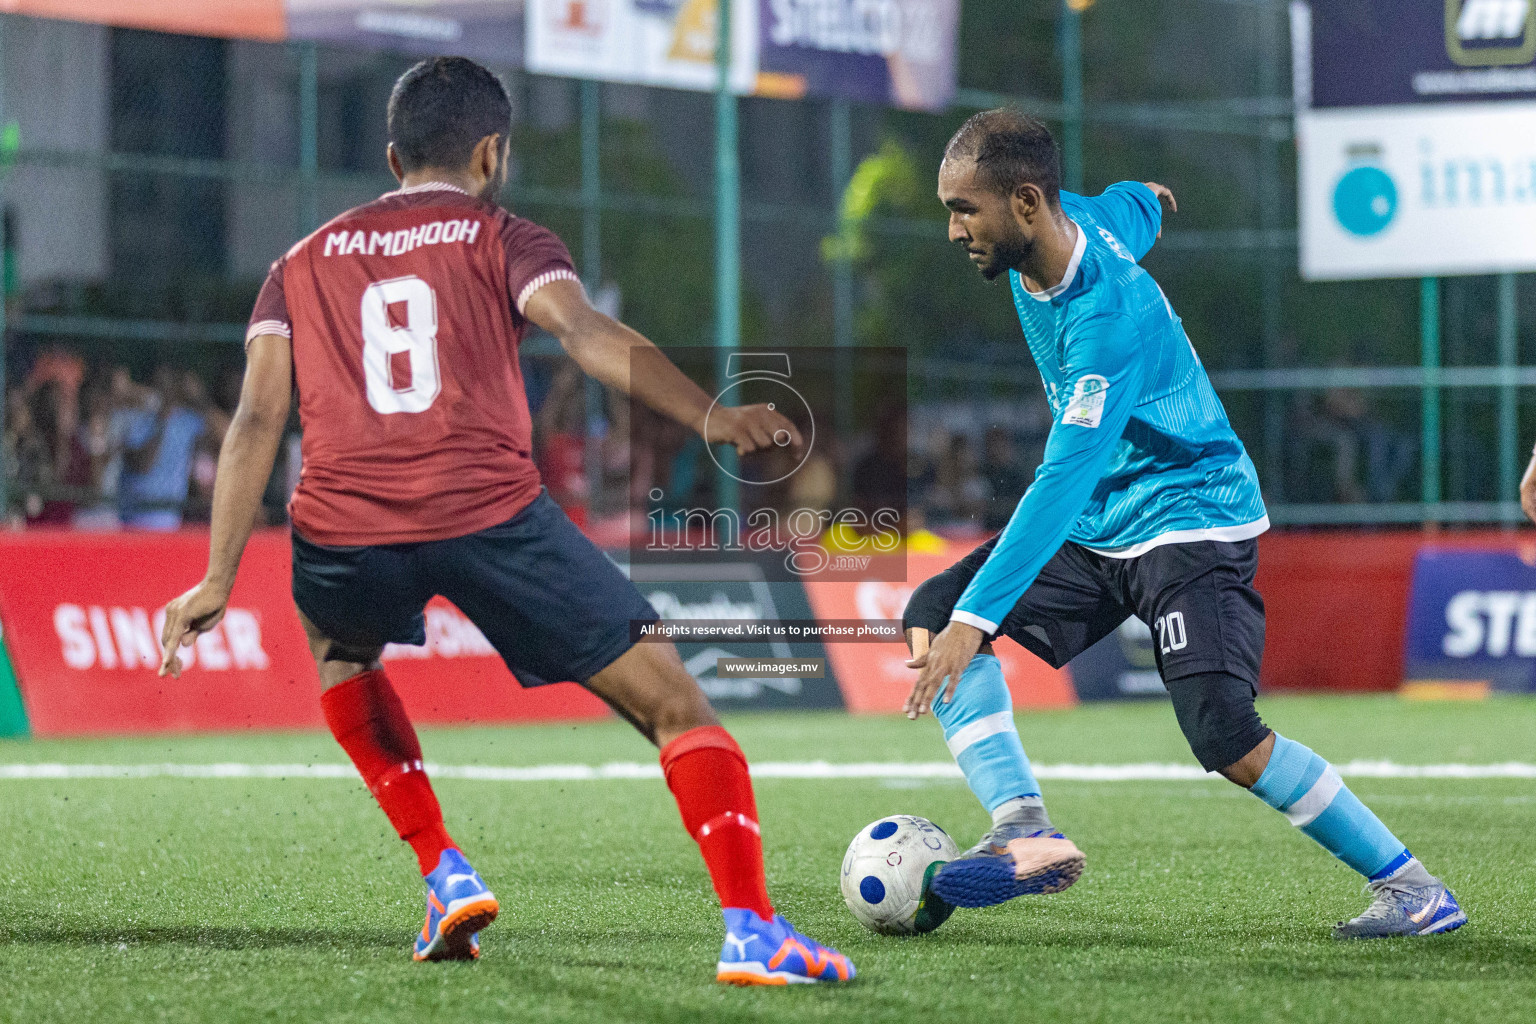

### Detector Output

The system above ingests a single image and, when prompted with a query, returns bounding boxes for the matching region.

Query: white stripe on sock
[1284,766,1343,826]
[944,711,1017,759]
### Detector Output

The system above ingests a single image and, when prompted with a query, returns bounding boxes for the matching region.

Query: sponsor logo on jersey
[1062,374,1109,428]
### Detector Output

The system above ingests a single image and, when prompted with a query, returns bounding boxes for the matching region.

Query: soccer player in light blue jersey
[901,109,1464,939]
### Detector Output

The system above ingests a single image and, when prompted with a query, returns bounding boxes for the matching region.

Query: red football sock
[660,726,774,921]
[320,669,455,875]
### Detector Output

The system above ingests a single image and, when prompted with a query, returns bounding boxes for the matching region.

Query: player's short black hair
[944,108,1062,206]
[387,56,511,173]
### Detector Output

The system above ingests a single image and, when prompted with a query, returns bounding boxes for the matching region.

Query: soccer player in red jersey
[157,57,852,983]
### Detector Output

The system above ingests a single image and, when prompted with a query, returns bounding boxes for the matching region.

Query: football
[840,815,960,935]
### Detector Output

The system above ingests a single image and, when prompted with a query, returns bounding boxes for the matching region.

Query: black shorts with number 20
[904,537,1266,689]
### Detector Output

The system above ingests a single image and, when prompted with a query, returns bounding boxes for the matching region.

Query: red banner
[803,546,1079,714]
[0,531,607,737]
[1254,529,1536,692]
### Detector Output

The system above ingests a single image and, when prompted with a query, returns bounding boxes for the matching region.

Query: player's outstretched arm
[524,278,801,456]
[159,334,292,677]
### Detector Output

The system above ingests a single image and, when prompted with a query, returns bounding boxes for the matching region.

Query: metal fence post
[1498,272,1519,511]
[1058,2,1085,193]
[580,79,605,509]
[297,41,319,236]
[1258,0,1285,501]
[715,0,741,509]
[830,97,853,439]
[1421,277,1442,509]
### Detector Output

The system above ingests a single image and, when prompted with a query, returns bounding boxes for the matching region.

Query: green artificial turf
[0,695,1532,1023]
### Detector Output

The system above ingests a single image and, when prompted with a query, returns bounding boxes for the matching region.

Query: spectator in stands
[70,368,127,530]
[981,424,1031,532]
[12,380,91,526]
[183,370,231,525]
[921,431,988,529]
[117,366,206,531]
[1296,384,1416,503]
[534,363,590,526]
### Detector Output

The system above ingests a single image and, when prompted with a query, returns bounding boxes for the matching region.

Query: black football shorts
[903,537,1266,689]
[291,488,660,686]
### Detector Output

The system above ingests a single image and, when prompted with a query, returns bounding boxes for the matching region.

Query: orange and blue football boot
[715,908,855,985]
[412,848,499,962]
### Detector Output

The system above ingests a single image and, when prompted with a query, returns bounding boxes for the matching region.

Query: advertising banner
[1064,616,1169,702]
[2,0,288,39]
[1293,1,1536,280]
[0,531,607,737]
[525,0,760,93]
[802,549,1079,714]
[284,1,527,64]
[756,0,958,110]
[1296,101,1536,279]
[1305,0,1536,108]
[1405,547,1536,693]
[630,563,847,710]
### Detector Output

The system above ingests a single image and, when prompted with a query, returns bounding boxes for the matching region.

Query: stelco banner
[1292,1,1536,280]
[1405,547,1536,693]
[756,0,959,110]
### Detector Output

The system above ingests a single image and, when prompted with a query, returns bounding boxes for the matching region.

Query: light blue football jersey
[952,181,1268,633]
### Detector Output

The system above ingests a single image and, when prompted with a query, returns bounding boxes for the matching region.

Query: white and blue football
[839,815,959,935]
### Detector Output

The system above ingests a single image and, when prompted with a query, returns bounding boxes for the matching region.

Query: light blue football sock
[1250,734,1413,881]
[932,653,1045,823]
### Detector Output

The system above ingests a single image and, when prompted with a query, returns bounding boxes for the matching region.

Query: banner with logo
[756,0,958,110]
[630,564,848,711]
[0,532,608,737]
[284,2,527,63]
[1064,616,1171,701]
[1293,1,1536,279]
[1404,547,1536,693]
[526,0,760,93]
[801,549,1079,713]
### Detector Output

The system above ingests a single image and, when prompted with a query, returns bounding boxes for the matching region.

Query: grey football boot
[1333,876,1466,939]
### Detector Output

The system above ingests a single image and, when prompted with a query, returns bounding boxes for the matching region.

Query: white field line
[0,760,1532,782]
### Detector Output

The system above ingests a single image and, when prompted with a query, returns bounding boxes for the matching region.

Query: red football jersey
[247,182,579,546]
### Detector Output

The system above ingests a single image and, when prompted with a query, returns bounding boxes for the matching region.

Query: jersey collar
[1022,219,1085,302]
[391,181,469,197]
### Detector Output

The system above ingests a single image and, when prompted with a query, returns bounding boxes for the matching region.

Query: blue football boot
[412,849,499,961]
[930,823,1085,908]
[1333,877,1466,939]
[716,908,855,985]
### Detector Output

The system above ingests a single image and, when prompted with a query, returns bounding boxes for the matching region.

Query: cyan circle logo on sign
[1333,165,1398,237]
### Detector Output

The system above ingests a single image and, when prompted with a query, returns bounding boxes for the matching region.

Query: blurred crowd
[3,348,296,531]
[4,347,1422,534]
[526,358,1051,538]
